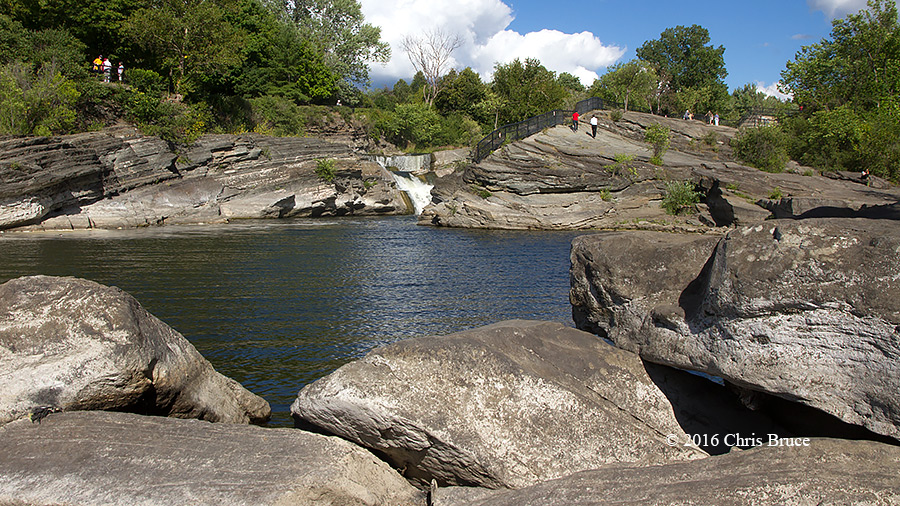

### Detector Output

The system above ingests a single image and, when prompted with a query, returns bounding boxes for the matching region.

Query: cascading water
[371,154,435,215]
[391,171,434,215]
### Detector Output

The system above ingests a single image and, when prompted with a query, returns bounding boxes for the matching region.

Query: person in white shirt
[590,115,598,138]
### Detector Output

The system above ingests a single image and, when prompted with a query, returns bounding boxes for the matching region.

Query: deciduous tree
[401,28,462,107]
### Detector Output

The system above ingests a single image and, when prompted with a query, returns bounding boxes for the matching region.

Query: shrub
[0,62,80,135]
[248,95,305,137]
[645,123,670,164]
[609,109,623,122]
[315,158,336,182]
[731,125,789,173]
[127,68,166,95]
[661,180,700,215]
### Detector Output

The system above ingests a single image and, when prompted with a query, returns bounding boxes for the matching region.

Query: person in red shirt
[572,111,579,131]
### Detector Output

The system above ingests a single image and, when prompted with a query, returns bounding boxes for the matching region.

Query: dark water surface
[0,216,585,426]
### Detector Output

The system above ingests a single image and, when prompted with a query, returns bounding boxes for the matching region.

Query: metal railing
[472,97,607,163]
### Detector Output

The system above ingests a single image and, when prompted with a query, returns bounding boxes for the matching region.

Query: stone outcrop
[421,111,899,230]
[433,438,900,505]
[292,320,795,489]
[0,410,423,506]
[0,275,270,425]
[0,128,411,231]
[570,218,900,440]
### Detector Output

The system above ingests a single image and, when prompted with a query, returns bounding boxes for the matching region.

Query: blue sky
[360,0,871,97]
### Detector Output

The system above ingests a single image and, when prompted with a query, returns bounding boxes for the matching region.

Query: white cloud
[807,0,869,18]
[756,81,793,101]
[359,0,624,87]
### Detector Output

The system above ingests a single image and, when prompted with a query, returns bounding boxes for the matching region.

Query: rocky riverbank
[2,114,899,505]
[0,126,412,231]
[420,111,900,231]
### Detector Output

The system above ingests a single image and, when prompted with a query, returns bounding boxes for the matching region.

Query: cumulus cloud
[807,0,869,17]
[756,81,793,101]
[359,0,624,87]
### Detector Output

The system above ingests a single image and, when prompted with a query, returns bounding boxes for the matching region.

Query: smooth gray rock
[0,411,424,506]
[292,320,718,489]
[570,219,900,440]
[433,438,900,506]
[0,275,270,425]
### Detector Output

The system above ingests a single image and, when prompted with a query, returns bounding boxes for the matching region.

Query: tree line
[0,0,896,180]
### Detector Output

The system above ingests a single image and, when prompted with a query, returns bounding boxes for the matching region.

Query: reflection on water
[0,216,584,426]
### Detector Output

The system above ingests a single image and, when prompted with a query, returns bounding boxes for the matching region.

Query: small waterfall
[371,155,435,215]
[372,154,432,174]
[391,170,434,215]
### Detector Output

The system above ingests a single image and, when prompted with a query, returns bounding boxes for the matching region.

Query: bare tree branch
[401,28,462,106]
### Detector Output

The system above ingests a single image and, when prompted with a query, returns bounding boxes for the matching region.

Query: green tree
[124,0,246,95]
[637,24,727,93]
[781,0,900,179]
[782,0,900,112]
[557,72,585,93]
[491,58,567,125]
[287,0,390,89]
[637,24,728,114]
[434,67,487,117]
[229,1,336,104]
[590,59,657,112]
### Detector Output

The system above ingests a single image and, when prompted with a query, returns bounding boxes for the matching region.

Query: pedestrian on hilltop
[572,111,579,131]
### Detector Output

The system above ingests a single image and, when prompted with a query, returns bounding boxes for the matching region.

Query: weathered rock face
[0,411,424,506]
[570,218,900,440]
[433,438,900,506]
[290,320,793,489]
[0,128,411,231]
[0,275,270,425]
[421,111,900,231]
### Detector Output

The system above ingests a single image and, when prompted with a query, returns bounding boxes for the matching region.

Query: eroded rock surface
[289,320,793,489]
[0,275,270,425]
[570,218,900,440]
[421,111,899,230]
[0,128,410,231]
[0,411,423,506]
[433,438,900,506]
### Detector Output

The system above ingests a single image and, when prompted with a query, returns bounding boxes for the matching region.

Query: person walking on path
[101,57,111,83]
[117,62,124,83]
[572,111,579,132]
[590,115,598,138]
[714,113,719,126]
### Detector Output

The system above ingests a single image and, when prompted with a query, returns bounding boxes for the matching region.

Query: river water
[0,216,585,426]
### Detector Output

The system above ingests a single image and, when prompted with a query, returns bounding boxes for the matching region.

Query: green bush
[315,158,336,182]
[127,68,166,95]
[731,125,789,173]
[645,123,670,164]
[248,95,306,137]
[0,62,79,135]
[661,180,700,215]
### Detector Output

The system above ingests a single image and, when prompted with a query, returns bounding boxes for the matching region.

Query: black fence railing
[472,97,607,163]
[470,99,798,162]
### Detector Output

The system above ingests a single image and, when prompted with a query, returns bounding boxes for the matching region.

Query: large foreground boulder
[290,320,790,489]
[0,411,423,506]
[434,438,900,505]
[570,218,900,440]
[0,275,270,425]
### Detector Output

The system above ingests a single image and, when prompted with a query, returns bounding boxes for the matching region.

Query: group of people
[91,55,124,83]
[683,109,719,126]
[571,111,601,138]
